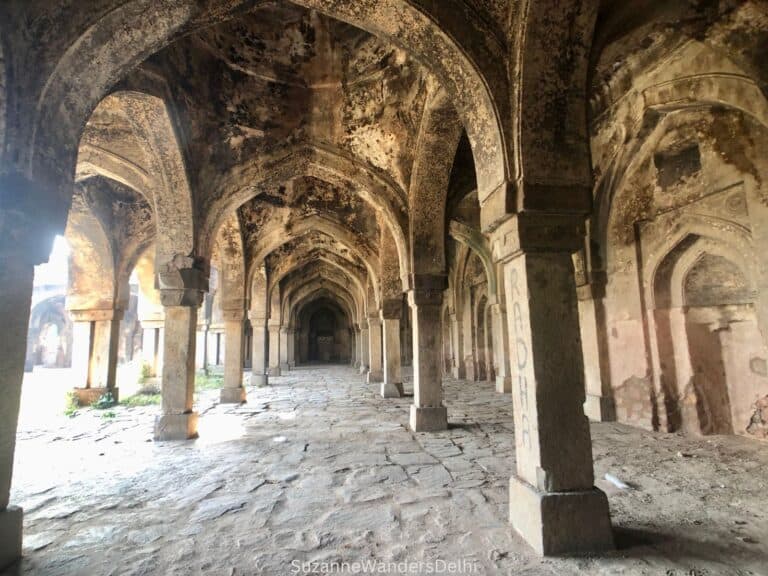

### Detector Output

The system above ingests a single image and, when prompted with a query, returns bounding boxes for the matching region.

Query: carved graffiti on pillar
[508,261,532,451]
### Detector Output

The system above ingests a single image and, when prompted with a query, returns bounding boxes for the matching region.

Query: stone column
[381,300,403,398]
[353,325,362,368]
[249,314,268,386]
[491,303,512,393]
[577,280,616,422]
[287,329,296,368]
[154,263,207,441]
[492,215,613,555]
[268,322,281,376]
[279,326,290,372]
[0,248,36,569]
[68,308,122,404]
[220,310,246,403]
[141,321,164,377]
[449,313,465,379]
[195,322,209,372]
[367,316,383,383]
[359,324,370,374]
[408,275,447,431]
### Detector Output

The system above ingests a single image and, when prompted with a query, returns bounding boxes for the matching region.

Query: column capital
[248,312,268,326]
[408,274,446,307]
[381,298,402,320]
[490,213,585,264]
[268,321,281,330]
[367,316,382,328]
[158,256,208,307]
[69,308,124,322]
[221,309,245,323]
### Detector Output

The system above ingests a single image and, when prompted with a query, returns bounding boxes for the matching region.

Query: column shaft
[287,330,296,367]
[268,324,281,376]
[491,303,512,393]
[367,317,383,383]
[359,326,369,374]
[381,317,403,397]
[220,312,246,403]
[250,317,268,386]
[279,327,289,371]
[155,306,198,440]
[0,256,33,568]
[409,282,447,431]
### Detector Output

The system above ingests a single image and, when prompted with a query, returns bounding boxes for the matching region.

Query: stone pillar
[491,303,512,393]
[220,310,246,403]
[68,308,122,404]
[577,281,616,422]
[492,215,613,556]
[195,322,209,372]
[0,250,36,569]
[141,321,164,377]
[408,276,447,431]
[367,316,383,383]
[449,313,465,379]
[249,314,268,386]
[381,300,403,398]
[279,326,290,372]
[154,263,207,441]
[287,329,296,368]
[353,325,362,368]
[359,324,370,374]
[268,323,281,376]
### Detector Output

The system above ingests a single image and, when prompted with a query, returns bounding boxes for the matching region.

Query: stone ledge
[410,405,448,432]
[0,506,23,571]
[509,476,614,556]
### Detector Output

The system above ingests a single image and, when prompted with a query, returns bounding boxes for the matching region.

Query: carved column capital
[490,213,585,264]
[159,259,208,308]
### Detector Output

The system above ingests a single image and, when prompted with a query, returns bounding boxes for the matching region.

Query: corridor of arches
[1,0,768,572]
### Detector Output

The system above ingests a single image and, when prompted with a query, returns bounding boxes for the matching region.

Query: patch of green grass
[120,393,161,407]
[64,391,80,418]
[101,411,117,419]
[195,370,224,391]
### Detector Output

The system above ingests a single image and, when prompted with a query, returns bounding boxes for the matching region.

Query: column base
[358,365,368,375]
[584,394,616,422]
[367,370,383,384]
[250,373,268,387]
[496,375,512,393]
[154,412,199,441]
[269,366,281,377]
[72,387,120,406]
[289,361,296,368]
[409,405,448,432]
[381,382,404,398]
[0,506,22,570]
[220,387,246,404]
[279,363,290,371]
[509,475,614,556]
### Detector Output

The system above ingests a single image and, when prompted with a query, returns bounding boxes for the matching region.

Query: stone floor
[4,365,768,575]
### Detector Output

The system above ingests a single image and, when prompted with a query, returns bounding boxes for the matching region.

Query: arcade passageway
[2,0,768,571]
[6,366,768,576]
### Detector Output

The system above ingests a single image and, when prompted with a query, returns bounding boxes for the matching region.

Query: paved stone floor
[4,365,768,575]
